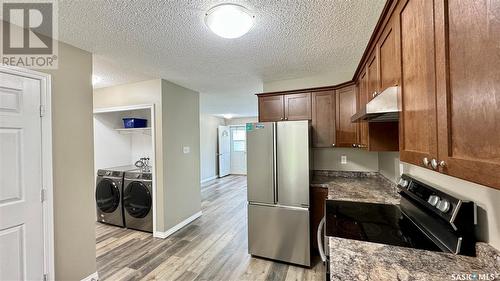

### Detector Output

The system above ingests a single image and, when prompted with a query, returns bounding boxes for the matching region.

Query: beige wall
[200,114,225,181]
[225,117,258,126]
[263,70,352,92]
[378,152,401,183]
[41,42,96,280]
[161,80,201,230]
[313,148,379,172]
[93,79,166,230]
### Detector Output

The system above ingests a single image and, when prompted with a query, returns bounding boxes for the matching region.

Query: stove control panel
[397,174,463,223]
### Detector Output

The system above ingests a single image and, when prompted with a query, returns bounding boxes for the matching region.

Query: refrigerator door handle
[273,122,278,204]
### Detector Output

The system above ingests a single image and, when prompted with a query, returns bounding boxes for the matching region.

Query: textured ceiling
[58,0,386,116]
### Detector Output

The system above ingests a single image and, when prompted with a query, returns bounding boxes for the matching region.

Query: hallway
[96,175,324,280]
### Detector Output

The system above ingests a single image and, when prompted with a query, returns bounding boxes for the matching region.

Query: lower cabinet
[310,186,328,254]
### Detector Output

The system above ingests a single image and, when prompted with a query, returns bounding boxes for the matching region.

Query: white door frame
[93,104,158,235]
[0,65,54,280]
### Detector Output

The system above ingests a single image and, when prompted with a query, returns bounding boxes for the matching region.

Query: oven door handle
[318,216,327,262]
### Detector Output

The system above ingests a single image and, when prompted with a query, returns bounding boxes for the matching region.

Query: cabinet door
[367,52,380,102]
[358,71,369,148]
[379,17,399,90]
[434,0,500,189]
[310,186,328,253]
[336,86,358,147]
[284,93,312,121]
[398,0,438,167]
[258,95,284,122]
[312,91,335,148]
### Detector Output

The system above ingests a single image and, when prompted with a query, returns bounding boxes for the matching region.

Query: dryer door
[123,181,152,218]
[95,178,120,213]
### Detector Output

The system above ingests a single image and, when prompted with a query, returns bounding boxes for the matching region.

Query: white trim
[0,65,54,281]
[80,271,99,281]
[93,104,153,114]
[92,103,158,234]
[154,211,202,239]
[201,175,218,184]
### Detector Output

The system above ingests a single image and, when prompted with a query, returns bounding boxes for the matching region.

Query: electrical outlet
[341,155,347,164]
[183,146,190,154]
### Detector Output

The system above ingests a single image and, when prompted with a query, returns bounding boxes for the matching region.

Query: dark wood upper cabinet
[398,0,438,168]
[379,17,399,90]
[258,95,284,122]
[367,53,380,102]
[284,93,312,121]
[357,71,369,149]
[312,91,335,148]
[433,0,500,189]
[336,86,358,147]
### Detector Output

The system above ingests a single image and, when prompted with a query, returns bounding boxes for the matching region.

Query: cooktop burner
[325,200,441,252]
[324,174,477,256]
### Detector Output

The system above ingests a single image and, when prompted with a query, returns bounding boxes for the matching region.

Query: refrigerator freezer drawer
[248,204,310,266]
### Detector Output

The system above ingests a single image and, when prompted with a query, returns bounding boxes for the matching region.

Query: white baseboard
[154,211,202,239]
[201,175,218,184]
[81,272,98,281]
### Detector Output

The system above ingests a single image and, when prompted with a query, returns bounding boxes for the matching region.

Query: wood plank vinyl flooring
[96,175,324,281]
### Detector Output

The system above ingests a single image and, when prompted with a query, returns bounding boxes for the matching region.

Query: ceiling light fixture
[223,114,233,119]
[205,4,254,39]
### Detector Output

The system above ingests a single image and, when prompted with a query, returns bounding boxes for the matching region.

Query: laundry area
[93,106,155,233]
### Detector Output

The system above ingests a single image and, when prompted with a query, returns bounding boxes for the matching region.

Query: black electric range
[325,174,477,256]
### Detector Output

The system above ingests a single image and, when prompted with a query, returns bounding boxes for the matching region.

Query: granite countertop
[315,171,500,280]
[329,237,500,281]
[311,171,400,205]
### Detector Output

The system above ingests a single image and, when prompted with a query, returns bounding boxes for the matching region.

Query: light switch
[341,155,347,164]
[183,146,190,154]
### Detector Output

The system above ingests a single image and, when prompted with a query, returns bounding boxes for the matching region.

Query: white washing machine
[123,171,153,232]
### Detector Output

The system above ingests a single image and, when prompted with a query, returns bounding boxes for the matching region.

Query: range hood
[351,86,399,122]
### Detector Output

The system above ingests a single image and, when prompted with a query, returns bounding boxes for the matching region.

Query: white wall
[93,109,153,170]
[200,114,225,182]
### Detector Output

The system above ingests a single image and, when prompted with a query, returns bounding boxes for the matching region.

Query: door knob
[439,160,446,168]
[423,157,430,167]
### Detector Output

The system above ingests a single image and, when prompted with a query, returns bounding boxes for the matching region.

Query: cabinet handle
[372,91,378,98]
[431,158,438,170]
[423,157,430,167]
[352,144,357,147]
[280,117,284,120]
[332,143,336,147]
[285,117,288,120]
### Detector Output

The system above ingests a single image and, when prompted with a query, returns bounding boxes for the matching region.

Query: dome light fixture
[205,4,254,39]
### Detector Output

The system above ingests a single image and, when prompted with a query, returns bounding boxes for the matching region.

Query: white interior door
[230,126,247,175]
[218,126,231,177]
[0,72,45,280]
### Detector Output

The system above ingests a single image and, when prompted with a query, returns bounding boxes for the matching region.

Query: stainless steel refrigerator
[246,120,311,267]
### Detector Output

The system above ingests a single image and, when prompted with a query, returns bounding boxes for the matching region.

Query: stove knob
[428,195,440,206]
[398,178,409,188]
[436,199,451,213]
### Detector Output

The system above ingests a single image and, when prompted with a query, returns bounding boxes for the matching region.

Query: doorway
[230,126,247,175]
[0,66,54,280]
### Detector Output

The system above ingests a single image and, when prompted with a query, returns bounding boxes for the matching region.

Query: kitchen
[0,0,499,280]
